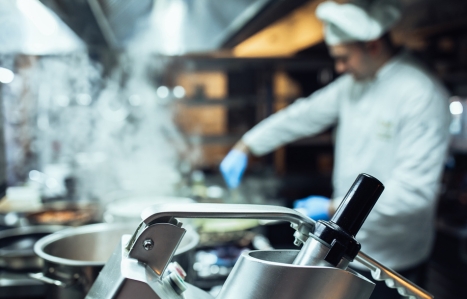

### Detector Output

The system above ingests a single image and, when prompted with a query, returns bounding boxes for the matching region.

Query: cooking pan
[25,201,101,226]
[0,225,65,271]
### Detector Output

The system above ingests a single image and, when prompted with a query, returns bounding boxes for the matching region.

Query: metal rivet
[49,267,55,273]
[143,238,154,251]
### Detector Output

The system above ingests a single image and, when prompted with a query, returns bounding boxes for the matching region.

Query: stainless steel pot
[33,222,199,299]
[0,225,65,271]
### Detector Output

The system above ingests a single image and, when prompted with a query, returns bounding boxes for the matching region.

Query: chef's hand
[220,145,248,189]
[293,196,331,221]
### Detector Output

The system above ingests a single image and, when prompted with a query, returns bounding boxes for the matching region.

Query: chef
[219,0,451,297]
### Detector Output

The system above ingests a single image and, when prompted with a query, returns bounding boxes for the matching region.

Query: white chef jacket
[242,52,451,270]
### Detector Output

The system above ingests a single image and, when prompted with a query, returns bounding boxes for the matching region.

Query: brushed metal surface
[293,237,350,269]
[217,250,375,299]
[128,223,185,276]
[86,236,213,299]
[355,252,434,299]
[141,203,313,229]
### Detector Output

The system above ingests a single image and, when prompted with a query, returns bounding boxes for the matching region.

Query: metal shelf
[178,97,256,106]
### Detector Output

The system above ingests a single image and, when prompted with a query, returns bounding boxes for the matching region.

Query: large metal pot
[33,223,199,299]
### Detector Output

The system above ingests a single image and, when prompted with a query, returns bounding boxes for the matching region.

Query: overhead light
[173,86,185,98]
[76,93,92,106]
[151,0,186,55]
[0,67,14,84]
[157,86,170,99]
[16,0,59,36]
[450,101,463,115]
[55,95,70,107]
[129,94,143,106]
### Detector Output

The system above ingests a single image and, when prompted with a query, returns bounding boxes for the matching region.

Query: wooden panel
[272,71,302,174]
[174,70,228,136]
[274,70,302,112]
[175,104,226,135]
[197,144,231,168]
[176,71,227,99]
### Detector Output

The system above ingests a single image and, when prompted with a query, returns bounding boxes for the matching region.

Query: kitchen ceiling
[39,0,266,54]
[37,0,467,56]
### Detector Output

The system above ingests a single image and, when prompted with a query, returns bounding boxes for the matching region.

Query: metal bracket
[126,223,186,276]
[290,222,312,246]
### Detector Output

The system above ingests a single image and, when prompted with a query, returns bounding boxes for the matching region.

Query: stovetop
[0,270,47,299]
[0,225,47,299]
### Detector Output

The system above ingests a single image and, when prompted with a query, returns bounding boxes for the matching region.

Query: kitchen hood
[0,0,85,55]
[38,0,315,55]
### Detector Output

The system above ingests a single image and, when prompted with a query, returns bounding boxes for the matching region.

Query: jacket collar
[374,51,406,81]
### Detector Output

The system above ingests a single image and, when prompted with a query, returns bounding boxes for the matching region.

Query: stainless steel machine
[86,174,433,299]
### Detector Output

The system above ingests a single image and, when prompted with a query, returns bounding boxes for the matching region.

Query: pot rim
[34,222,199,266]
[0,225,67,240]
[0,225,66,266]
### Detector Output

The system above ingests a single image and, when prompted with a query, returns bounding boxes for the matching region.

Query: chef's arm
[232,139,250,155]
[220,79,343,189]
[241,78,343,156]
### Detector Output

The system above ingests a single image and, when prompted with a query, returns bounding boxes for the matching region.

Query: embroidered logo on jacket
[377,121,394,140]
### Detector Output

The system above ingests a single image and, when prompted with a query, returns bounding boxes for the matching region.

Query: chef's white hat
[316,0,402,45]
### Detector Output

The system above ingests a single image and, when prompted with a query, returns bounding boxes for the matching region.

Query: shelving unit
[166,53,335,172]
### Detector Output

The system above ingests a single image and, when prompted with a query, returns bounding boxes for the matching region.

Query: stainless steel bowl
[33,223,199,299]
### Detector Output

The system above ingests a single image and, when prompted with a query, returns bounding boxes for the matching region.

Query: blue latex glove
[293,196,331,221]
[219,149,248,189]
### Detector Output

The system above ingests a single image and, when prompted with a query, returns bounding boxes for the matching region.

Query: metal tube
[141,203,314,228]
[355,252,433,299]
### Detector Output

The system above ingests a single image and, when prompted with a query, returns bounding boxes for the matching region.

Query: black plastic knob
[313,173,384,265]
[331,173,384,236]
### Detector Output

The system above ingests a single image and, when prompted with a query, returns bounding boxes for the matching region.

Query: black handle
[313,173,385,265]
[331,173,384,236]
